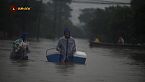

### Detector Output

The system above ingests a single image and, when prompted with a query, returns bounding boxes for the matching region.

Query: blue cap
[64,28,70,34]
[20,33,28,40]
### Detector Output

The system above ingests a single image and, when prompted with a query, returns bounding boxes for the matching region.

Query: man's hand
[60,50,65,55]
[68,51,75,55]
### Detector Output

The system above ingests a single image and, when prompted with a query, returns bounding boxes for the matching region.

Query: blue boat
[46,51,87,64]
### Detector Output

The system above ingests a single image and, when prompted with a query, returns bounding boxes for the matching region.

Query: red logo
[10,5,17,12]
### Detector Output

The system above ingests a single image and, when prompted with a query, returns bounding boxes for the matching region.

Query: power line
[72,0,130,5]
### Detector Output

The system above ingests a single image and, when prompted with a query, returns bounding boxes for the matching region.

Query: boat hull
[89,42,145,49]
[46,51,87,64]
[10,49,28,60]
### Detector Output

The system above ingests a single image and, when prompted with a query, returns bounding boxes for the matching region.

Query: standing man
[56,28,76,62]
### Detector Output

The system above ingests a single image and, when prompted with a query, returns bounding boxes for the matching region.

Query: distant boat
[89,41,145,49]
[46,51,87,64]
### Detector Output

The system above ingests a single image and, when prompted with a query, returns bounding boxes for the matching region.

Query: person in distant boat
[10,33,30,59]
[118,36,124,45]
[56,28,76,62]
[94,37,100,43]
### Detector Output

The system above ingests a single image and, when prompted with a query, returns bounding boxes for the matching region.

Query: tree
[50,0,73,38]
[0,0,83,39]
[0,0,11,38]
[80,6,133,43]
[131,0,145,43]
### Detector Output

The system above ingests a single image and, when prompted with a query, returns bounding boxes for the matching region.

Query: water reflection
[10,59,29,72]
[55,64,75,76]
[130,53,145,63]
[10,60,29,67]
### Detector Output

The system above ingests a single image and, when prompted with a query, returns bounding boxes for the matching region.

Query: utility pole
[58,0,63,37]
[53,0,64,38]
[36,0,42,41]
[53,0,58,38]
[22,0,28,33]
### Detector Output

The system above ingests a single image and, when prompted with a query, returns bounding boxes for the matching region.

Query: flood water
[0,39,145,82]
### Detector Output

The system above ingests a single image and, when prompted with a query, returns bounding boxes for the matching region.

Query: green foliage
[80,6,134,43]
[131,0,145,43]
[0,0,81,39]
[80,0,145,43]
[0,0,11,35]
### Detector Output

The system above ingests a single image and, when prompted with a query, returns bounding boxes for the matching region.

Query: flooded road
[0,39,145,82]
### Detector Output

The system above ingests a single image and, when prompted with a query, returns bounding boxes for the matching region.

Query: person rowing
[10,33,30,60]
[56,28,76,63]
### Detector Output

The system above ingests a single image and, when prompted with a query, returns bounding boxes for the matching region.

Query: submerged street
[0,39,145,82]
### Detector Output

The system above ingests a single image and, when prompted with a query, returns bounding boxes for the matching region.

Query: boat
[46,51,87,64]
[10,41,30,60]
[89,41,145,49]
[10,47,29,60]
[10,48,28,60]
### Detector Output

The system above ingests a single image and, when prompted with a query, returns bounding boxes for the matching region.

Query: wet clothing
[11,38,29,59]
[118,37,124,45]
[56,36,76,61]
[13,38,23,52]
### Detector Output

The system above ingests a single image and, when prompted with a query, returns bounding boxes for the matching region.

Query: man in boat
[94,37,100,43]
[10,33,30,60]
[56,28,76,62]
[118,36,124,45]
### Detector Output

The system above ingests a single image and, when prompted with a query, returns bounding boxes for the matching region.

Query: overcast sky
[44,0,131,25]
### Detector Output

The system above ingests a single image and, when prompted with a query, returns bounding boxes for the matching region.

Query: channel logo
[10,5,31,12]
[10,5,17,12]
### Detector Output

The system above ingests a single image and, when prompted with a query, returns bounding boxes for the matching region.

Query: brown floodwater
[0,39,145,82]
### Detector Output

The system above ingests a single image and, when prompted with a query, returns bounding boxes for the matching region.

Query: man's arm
[72,39,76,54]
[56,39,65,55]
[56,40,61,51]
